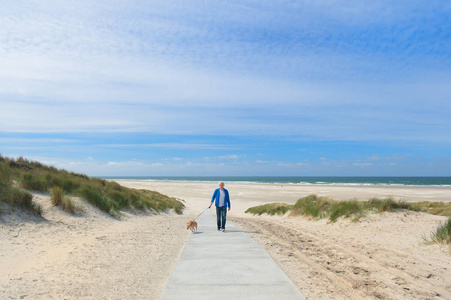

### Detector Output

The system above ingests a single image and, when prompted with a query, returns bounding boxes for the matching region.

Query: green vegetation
[61,196,81,213]
[411,201,451,217]
[0,161,42,215]
[51,186,64,206]
[246,194,446,222]
[426,217,451,245]
[50,186,83,213]
[0,155,184,217]
[245,203,293,216]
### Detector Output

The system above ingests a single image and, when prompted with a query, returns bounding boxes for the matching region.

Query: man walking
[210,181,231,232]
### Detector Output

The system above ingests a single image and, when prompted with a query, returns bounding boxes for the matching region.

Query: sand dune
[1,192,191,299]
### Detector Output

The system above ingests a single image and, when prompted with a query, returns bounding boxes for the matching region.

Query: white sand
[0,193,191,299]
[1,180,450,299]
[120,180,451,299]
[115,180,451,215]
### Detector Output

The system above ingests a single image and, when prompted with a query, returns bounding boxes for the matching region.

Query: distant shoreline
[104,176,451,188]
[115,180,451,203]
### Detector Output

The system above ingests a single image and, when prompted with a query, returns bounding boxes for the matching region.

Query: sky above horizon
[1,1,450,176]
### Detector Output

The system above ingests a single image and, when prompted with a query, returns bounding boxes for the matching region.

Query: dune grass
[0,154,184,217]
[60,196,83,213]
[428,217,451,245]
[245,203,293,216]
[51,186,64,206]
[50,186,83,213]
[0,161,42,215]
[246,194,444,222]
[411,202,451,217]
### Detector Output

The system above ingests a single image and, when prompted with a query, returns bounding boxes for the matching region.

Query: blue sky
[1,1,450,176]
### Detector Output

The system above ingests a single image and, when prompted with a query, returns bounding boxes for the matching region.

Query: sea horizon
[102,176,451,187]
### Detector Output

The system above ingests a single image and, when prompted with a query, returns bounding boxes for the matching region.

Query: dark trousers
[216,206,227,229]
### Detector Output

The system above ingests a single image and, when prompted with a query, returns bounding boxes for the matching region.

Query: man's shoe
[217,228,220,231]
[222,229,226,232]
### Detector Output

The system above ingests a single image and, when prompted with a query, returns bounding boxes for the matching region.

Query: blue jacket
[211,188,231,208]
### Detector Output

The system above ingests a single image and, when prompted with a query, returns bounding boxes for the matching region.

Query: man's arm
[210,189,218,207]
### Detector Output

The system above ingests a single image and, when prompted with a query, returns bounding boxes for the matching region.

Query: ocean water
[102,176,451,187]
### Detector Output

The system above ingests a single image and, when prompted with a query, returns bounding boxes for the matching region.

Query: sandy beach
[115,180,451,213]
[1,192,192,299]
[118,180,451,299]
[1,180,450,299]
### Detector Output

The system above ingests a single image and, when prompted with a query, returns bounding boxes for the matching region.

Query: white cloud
[1,1,450,176]
[0,1,449,145]
[99,143,239,150]
[218,154,239,159]
[352,162,373,166]
[162,157,183,161]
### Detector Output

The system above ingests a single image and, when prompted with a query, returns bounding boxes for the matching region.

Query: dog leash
[192,205,212,221]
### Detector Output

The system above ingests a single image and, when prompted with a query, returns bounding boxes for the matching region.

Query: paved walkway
[159,211,306,300]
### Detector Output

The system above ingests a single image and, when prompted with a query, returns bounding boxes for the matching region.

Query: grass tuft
[0,162,41,215]
[426,217,451,245]
[245,203,293,216]
[51,186,64,206]
[291,194,332,219]
[61,196,75,213]
[329,200,361,222]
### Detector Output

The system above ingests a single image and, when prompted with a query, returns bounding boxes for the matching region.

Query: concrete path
[159,211,306,300]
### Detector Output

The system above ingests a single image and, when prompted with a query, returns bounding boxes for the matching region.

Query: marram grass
[0,154,184,217]
[424,217,451,247]
[51,186,64,206]
[246,194,448,222]
[245,203,293,216]
[0,162,42,215]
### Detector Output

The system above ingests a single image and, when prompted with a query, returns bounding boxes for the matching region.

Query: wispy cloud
[99,143,240,150]
[218,154,240,159]
[0,1,450,175]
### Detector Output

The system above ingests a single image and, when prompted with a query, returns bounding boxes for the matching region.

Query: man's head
[219,181,224,190]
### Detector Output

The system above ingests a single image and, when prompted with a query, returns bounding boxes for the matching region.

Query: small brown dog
[186,220,198,233]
